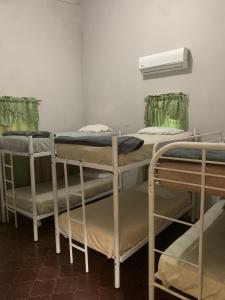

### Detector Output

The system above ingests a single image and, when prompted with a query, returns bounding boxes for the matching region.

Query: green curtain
[144,93,188,130]
[0,96,39,134]
[0,96,40,187]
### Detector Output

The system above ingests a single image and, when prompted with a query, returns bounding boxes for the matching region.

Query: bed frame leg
[114,257,120,288]
[112,136,120,289]
[33,217,38,241]
[51,134,61,254]
[29,137,38,242]
[191,192,196,223]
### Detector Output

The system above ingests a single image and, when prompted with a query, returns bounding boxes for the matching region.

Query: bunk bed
[51,130,200,289]
[148,135,225,300]
[0,130,114,241]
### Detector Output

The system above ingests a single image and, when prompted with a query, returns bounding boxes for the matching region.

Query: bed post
[112,135,120,289]
[51,133,61,254]
[79,162,89,273]
[64,162,74,263]
[198,148,206,300]
[148,159,156,300]
[29,136,38,242]
[0,152,6,222]
[191,192,196,223]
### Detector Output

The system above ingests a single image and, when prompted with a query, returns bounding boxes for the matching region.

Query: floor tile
[52,293,75,300]
[74,290,98,300]
[38,266,59,280]
[31,280,55,296]
[14,269,39,282]
[77,274,100,291]
[54,277,77,293]
[7,281,33,298]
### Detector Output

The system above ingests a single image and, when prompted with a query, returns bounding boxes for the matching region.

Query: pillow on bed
[137,127,184,135]
[78,124,112,132]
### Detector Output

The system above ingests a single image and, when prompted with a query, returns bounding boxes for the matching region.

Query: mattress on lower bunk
[7,175,113,216]
[158,200,225,300]
[56,132,192,166]
[157,160,225,197]
[59,184,191,258]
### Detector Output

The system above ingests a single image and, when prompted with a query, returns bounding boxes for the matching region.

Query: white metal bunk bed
[0,135,51,241]
[51,130,200,289]
[148,133,225,300]
[0,133,113,241]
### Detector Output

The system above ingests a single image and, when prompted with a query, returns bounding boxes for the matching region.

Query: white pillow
[78,124,112,133]
[137,126,184,135]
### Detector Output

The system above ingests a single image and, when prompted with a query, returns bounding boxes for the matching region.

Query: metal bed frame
[1,136,51,241]
[148,132,224,300]
[0,152,5,222]
[51,131,204,289]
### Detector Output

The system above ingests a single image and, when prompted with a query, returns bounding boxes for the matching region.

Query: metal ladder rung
[71,243,86,253]
[3,164,12,168]
[70,218,84,225]
[5,179,13,184]
[7,207,16,213]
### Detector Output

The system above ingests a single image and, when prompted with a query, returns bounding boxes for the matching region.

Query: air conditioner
[139,47,189,75]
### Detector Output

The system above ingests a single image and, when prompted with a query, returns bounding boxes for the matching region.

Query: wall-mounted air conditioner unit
[139,47,189,75]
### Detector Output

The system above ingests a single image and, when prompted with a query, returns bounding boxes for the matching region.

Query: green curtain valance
[0,96,39,132]
[144,92,188,130]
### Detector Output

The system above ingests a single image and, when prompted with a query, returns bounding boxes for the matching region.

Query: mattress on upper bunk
[59,184,191,258]
[55,132,192,166]
[0,131,114,153]
[158,200,225,300]
[7,175,112,216]
[0,136,51,153]
[157,160,225,197]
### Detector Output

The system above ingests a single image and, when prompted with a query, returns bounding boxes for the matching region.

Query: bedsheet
[59,184,191,258]
[56,132,192,166]
[158,200,225,300]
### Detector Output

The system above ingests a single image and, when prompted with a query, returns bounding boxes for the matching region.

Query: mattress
[0,136,51,153]
[59,184,191,258]
[157,160,225,197]
[0,131,114,153]
[158,200,225,300]
[7,175,113,216]
[56,132,192,166]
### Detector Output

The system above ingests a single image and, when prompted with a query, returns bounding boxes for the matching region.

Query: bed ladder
[2,151,18,228]
[63,161,89,273]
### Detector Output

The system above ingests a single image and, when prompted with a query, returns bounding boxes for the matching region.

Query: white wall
[81,0,225,134]
[0,0,83,132]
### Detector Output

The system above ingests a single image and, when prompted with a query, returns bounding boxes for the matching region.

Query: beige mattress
[157,160,225,197]
[7,175,112,216]
[158,200,225,300]
[56,132,192,166]
[59,184,191,258]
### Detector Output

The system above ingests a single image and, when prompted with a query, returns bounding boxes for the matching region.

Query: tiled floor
[0,215,190,300]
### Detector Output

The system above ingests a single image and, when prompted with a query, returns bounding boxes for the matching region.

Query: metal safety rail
[148,138,225,300]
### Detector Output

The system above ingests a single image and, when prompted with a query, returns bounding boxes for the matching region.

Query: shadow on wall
[143,51,193,80]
